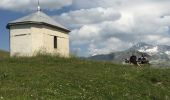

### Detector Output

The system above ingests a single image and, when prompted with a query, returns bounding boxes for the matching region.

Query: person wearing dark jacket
[130,55,137,65]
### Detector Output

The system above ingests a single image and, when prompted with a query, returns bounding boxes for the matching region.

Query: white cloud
[55,7,121,28]
[0,0,72,11]
[61,0,170,56]
[88,37,132,56]
[71,25,100,44]
[69,21,137,56]
[72,0,123,9]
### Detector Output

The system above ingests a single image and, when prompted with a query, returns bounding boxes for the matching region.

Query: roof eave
[7,22,70,33]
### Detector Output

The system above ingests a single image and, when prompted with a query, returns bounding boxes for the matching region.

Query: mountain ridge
[88,42,170,66]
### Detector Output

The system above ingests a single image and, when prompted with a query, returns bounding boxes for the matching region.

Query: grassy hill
[0,50,9,58]
[0,55,170,100]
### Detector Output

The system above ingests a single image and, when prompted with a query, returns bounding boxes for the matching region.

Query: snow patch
[138,46,158,55]
[165,51,170,55]
[146,46,158,53]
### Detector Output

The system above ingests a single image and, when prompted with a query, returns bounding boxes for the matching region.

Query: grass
[0,54,170,100]
[0,50,9,58]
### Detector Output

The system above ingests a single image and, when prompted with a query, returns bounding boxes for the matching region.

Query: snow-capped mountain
[130,42,157,55]
[129,42,170,58]
[88,42,170,66]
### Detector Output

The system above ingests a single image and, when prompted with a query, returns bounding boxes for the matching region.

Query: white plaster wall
[10,25,32,56]
[57,37,69,57]
[10,25,31,36]
[43,34,54,53]
[9,24,69,57]
[42,25,69,57]
[31,25,44,55]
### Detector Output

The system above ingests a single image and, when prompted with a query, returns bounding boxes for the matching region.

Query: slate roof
[7,11,70,32]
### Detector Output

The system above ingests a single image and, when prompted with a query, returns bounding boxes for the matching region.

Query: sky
[0,0,170,57]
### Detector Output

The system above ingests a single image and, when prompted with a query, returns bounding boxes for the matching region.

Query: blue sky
[0,10,23,51]
[0,0,170,57]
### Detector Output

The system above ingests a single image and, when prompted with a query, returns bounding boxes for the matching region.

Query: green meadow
[0,52,170,100]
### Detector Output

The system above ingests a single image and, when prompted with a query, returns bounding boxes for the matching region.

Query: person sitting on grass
[130,54,141,67]
[130,54,137,65]
[141,54,149,64]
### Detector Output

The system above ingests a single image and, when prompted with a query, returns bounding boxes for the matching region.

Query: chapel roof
[7,11,70,32]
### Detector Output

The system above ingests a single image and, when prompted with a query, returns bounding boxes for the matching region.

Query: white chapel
[6,5,70,57]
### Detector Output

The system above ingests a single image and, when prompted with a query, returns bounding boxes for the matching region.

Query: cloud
[54,7,121,29]
[72,0,123,9]
[87,37,132,56]
[0,0,73,11]
[69,21,135,56]
[58,0,170,56]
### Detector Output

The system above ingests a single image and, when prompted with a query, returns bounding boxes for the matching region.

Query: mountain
[129,42,170,62]
[88,42,170,66]
[130,42,170,57]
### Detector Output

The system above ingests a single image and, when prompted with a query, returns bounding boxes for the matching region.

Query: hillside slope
[0,56,170,99]
[0,50,9,58]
